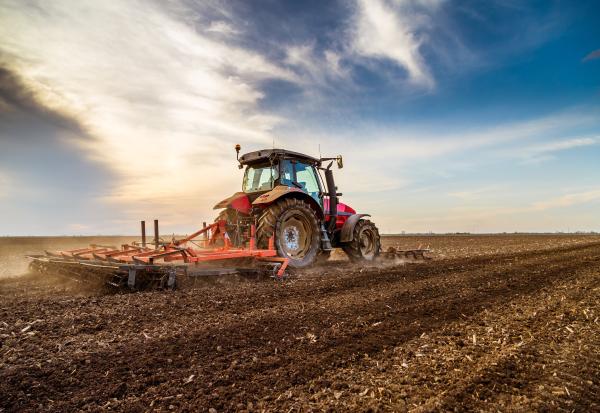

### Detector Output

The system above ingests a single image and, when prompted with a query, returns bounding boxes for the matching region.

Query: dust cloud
[0,236,138,279]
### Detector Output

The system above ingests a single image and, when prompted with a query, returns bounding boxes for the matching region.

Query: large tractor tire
[257,198,321,268]
[342,219,381,262]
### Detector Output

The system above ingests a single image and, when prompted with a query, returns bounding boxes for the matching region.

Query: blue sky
[0,0,599,235]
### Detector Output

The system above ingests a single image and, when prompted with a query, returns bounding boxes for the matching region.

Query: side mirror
[336,155,343,169]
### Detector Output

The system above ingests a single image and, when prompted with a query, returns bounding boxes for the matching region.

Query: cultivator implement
[28,220,289,291]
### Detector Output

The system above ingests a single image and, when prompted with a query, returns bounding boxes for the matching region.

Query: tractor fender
[340,214,371,243]
[253,185,324,218]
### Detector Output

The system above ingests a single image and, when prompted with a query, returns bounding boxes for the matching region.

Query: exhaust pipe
[325,166,338,232]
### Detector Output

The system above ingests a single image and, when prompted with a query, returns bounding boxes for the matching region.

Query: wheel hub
[283,225,300,251]
[280,214,311,259]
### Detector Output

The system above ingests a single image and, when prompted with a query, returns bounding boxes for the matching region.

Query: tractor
[213,146,381,268]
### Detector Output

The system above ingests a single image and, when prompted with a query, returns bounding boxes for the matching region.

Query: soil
[1,235,599,412]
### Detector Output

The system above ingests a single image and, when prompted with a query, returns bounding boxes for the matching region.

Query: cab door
[280,160,323,206]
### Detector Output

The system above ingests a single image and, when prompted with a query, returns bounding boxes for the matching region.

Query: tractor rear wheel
[342,219,381,262]
[257,198,321,268]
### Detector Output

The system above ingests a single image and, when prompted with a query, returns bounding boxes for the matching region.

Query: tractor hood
[213,192,252,215]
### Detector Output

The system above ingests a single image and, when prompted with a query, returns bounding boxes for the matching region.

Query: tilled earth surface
[1,235,599,412]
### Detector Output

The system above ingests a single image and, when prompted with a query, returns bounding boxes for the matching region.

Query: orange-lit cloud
[0,1,300,224]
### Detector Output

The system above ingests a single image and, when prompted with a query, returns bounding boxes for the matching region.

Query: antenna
[272,137,275,149]
[318,143,321,158]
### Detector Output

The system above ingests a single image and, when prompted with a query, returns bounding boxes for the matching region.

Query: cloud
[517,136,600,163]
[532,189,600,211]
[205,20,239,36]
[0,0,300,222]
[350,0,441,88]
[284,43,351,88]
[583,48,600,62]
[525,136,599,152]
[0,66,87,140]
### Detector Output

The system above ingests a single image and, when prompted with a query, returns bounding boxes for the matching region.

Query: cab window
[243,163,278,193]
[280,160,321,203]
[280,160,295,186]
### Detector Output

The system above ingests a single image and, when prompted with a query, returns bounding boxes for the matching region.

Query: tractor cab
[241,153,323,205]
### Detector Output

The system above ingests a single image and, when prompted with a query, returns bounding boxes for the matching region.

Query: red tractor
[213,146,381,268]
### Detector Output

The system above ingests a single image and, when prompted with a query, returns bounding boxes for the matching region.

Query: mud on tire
[257,198,321,268]
[342,219,381,262]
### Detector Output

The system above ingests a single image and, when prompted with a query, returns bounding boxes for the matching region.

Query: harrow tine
[382,246,431,261]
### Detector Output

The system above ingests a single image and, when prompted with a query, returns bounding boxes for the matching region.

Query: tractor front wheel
[257,198,321,268]
[342,219,381,262]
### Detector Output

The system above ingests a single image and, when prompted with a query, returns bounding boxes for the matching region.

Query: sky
[0,0,599,235]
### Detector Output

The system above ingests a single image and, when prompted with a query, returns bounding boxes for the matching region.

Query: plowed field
[1,235,599,412]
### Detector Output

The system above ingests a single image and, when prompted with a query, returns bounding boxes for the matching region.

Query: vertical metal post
[250,224,256,250]
[268,235,274,250]
[141,220,146,248]
[202,221,207,247]
[154,219,159,249]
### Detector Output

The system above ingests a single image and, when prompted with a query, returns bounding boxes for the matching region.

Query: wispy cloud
[517,135,600,163]
[204,20,239,36]
[583,48,600,62]
[276,0,444,94]
[532,188,600,210]
[350,0,440,88]
[284,43,350,87]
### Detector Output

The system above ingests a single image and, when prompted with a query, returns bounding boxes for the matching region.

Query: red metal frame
[50,221,289,278]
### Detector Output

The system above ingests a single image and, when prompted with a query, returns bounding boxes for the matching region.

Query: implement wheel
[257,198,320,268]
[342,219,381,262]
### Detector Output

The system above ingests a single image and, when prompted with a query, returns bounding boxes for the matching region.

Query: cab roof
[239,148,320,166]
